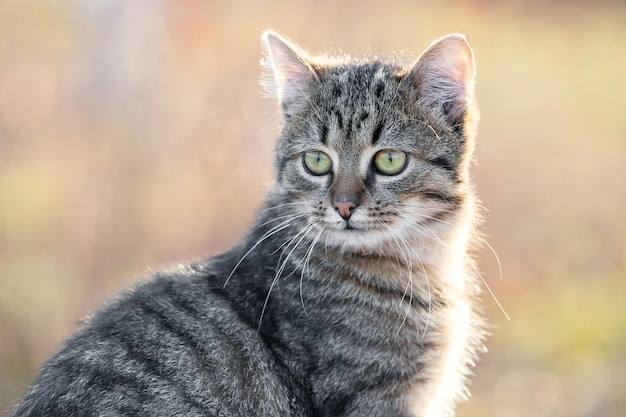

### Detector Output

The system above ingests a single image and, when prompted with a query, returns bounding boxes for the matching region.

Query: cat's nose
[333,198,358,220]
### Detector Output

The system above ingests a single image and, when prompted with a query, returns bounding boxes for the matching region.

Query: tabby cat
[10,30,486,417]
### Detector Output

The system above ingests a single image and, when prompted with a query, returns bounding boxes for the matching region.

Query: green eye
[373,150,408,175]
[303,151,332,175]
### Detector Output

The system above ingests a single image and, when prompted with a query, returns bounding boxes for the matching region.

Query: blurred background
[1,0,624,416]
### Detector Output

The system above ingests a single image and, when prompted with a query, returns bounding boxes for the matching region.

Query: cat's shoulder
[77,258,227,331]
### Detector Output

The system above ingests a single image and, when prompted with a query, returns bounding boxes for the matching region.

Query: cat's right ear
[261,30,317,115]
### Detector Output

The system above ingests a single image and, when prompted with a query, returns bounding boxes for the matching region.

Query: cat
[10,30,485,417]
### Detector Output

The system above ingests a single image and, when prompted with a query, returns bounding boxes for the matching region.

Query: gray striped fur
[10,31,485,417]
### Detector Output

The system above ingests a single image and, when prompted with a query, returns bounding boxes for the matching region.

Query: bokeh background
[1,0,625,416]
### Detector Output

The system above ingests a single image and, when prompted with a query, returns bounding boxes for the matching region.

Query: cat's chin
[323,224,398,253]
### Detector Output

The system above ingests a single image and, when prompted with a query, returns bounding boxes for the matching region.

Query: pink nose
[333,200,357,220]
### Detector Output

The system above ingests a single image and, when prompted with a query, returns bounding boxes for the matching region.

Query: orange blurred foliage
[1,1,624,416]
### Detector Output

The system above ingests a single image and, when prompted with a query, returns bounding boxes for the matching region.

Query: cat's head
[261,31,478,253]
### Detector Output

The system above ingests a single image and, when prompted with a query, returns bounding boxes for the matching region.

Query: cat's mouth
[318,208,391,242]
[321,219,398,252]
[343,221,358,231]
[329,218,376,234]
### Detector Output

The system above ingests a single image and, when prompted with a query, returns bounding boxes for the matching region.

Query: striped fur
[10,31,485,417]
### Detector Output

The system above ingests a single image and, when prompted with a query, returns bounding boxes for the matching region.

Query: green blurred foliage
[0,1,624,416]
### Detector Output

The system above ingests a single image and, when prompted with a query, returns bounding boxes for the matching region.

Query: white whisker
[384,221,432,338]
[245,110,283,121]
[257,212,309,229]
[223,213,307,288]
[380,221,414,334]
[396,217,447,247]
[476,235,503,281]
[258,222,320,330]
[399,203,507,319]
[470,263,510,322]
[273,221,313,257]
[298,227,325,317]
[396,116,443,140]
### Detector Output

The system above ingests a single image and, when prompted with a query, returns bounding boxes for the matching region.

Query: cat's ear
[261,30,317,115]
[407,34,476,130]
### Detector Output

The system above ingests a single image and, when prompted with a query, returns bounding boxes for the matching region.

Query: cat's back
[10,259,301,417]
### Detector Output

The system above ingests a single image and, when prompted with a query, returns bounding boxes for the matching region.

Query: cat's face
[262,32,477,252]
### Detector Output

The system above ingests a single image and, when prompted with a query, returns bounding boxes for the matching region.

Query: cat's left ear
[407,34,476,131]
[261,30,317,116]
